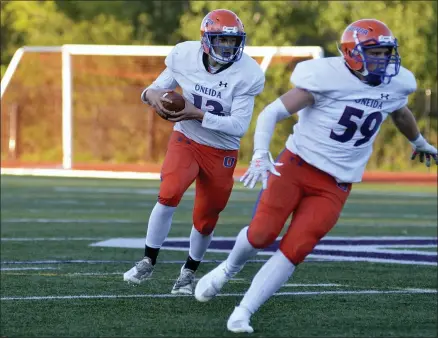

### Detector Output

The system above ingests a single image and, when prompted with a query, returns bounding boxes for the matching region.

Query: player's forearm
[253,98,291,151]
[201,113,248,137]
[391,106,420,141]
[253,89,313,151]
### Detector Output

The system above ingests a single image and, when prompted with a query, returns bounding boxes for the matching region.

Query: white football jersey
[286,57,417,183]
[147,41,265,150]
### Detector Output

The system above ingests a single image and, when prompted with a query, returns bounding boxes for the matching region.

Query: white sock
[145,202,176,248]
[240,250,295,314]
[188,226,213,261]
[225,226,258,274]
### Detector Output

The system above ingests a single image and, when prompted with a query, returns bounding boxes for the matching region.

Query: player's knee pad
[158,186,184,207]
[193,214,219,236]
[279,237,318,265]
[247,221,279,249]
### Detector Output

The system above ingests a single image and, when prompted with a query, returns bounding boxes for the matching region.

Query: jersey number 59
[330,106,383,147]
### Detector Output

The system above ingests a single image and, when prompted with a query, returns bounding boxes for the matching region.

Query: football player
[123,9,265,295]
[194,19,438,333]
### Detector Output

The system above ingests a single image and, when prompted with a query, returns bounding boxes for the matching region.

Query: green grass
[353,182,437,193]
[1,175,437,337]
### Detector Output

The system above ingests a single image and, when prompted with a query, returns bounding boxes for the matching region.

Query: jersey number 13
[193,94,224,116]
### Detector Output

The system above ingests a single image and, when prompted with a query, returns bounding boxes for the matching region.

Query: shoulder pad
[392,66,417,96]
[290,58,340,93]
[233,53,266,96]
[165,41,201,71]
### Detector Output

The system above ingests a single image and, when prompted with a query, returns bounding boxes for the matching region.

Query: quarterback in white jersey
[147,40,263,150]
[123,9,265,295]
[195,19,437,333]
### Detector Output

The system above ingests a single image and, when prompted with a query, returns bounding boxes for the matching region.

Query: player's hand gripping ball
[161,92,186,118]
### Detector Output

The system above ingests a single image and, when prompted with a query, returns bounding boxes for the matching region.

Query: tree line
[1,1,436,171]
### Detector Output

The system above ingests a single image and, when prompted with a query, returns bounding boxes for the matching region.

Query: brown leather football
[161,91,185,112]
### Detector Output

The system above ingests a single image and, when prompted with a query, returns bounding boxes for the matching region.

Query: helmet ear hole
[350,49,363,61]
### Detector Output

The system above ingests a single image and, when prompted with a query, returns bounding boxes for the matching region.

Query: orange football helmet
[339,19,401,84]
[200,9,246,64]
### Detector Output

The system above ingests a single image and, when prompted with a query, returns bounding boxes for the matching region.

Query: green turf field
[1,175,437,337]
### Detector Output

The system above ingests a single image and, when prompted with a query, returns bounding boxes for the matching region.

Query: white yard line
[2,271,337,287]
[53,187,160,195]
[51,186,437,198]
[2,289,436,301]
[0,267,58,271]
[3,235,437,241]
[1,218,134,223]
[2,271,246,282]
[0,259,257,265]
[1,237,106,241]
[283,283,344,287]
[403,288,437,292]
[3,218,437,228]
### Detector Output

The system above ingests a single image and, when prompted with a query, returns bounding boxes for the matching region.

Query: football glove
[410,135,437,167]
[240,150,283,189]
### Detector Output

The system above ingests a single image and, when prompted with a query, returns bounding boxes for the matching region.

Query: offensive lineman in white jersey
[195,19,438,333]
[123,9,265,295]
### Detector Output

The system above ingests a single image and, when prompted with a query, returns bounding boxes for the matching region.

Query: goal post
[1,44,324,170]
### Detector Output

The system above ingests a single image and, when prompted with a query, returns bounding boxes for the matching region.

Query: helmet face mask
[200,9,246,64]
[203,33,246,64]
[340,19,401,85]
[352,40,401,85]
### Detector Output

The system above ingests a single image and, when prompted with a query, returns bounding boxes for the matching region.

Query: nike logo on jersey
[354,98,383,109]
[195,84,223,98]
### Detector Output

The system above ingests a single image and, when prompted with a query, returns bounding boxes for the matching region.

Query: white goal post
[1,44,324,170]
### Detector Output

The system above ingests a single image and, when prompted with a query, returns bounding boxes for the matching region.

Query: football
[162,91,185,113]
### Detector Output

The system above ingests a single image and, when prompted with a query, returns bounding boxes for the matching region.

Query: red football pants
[248,148,352,265]
[159,131,238,235]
